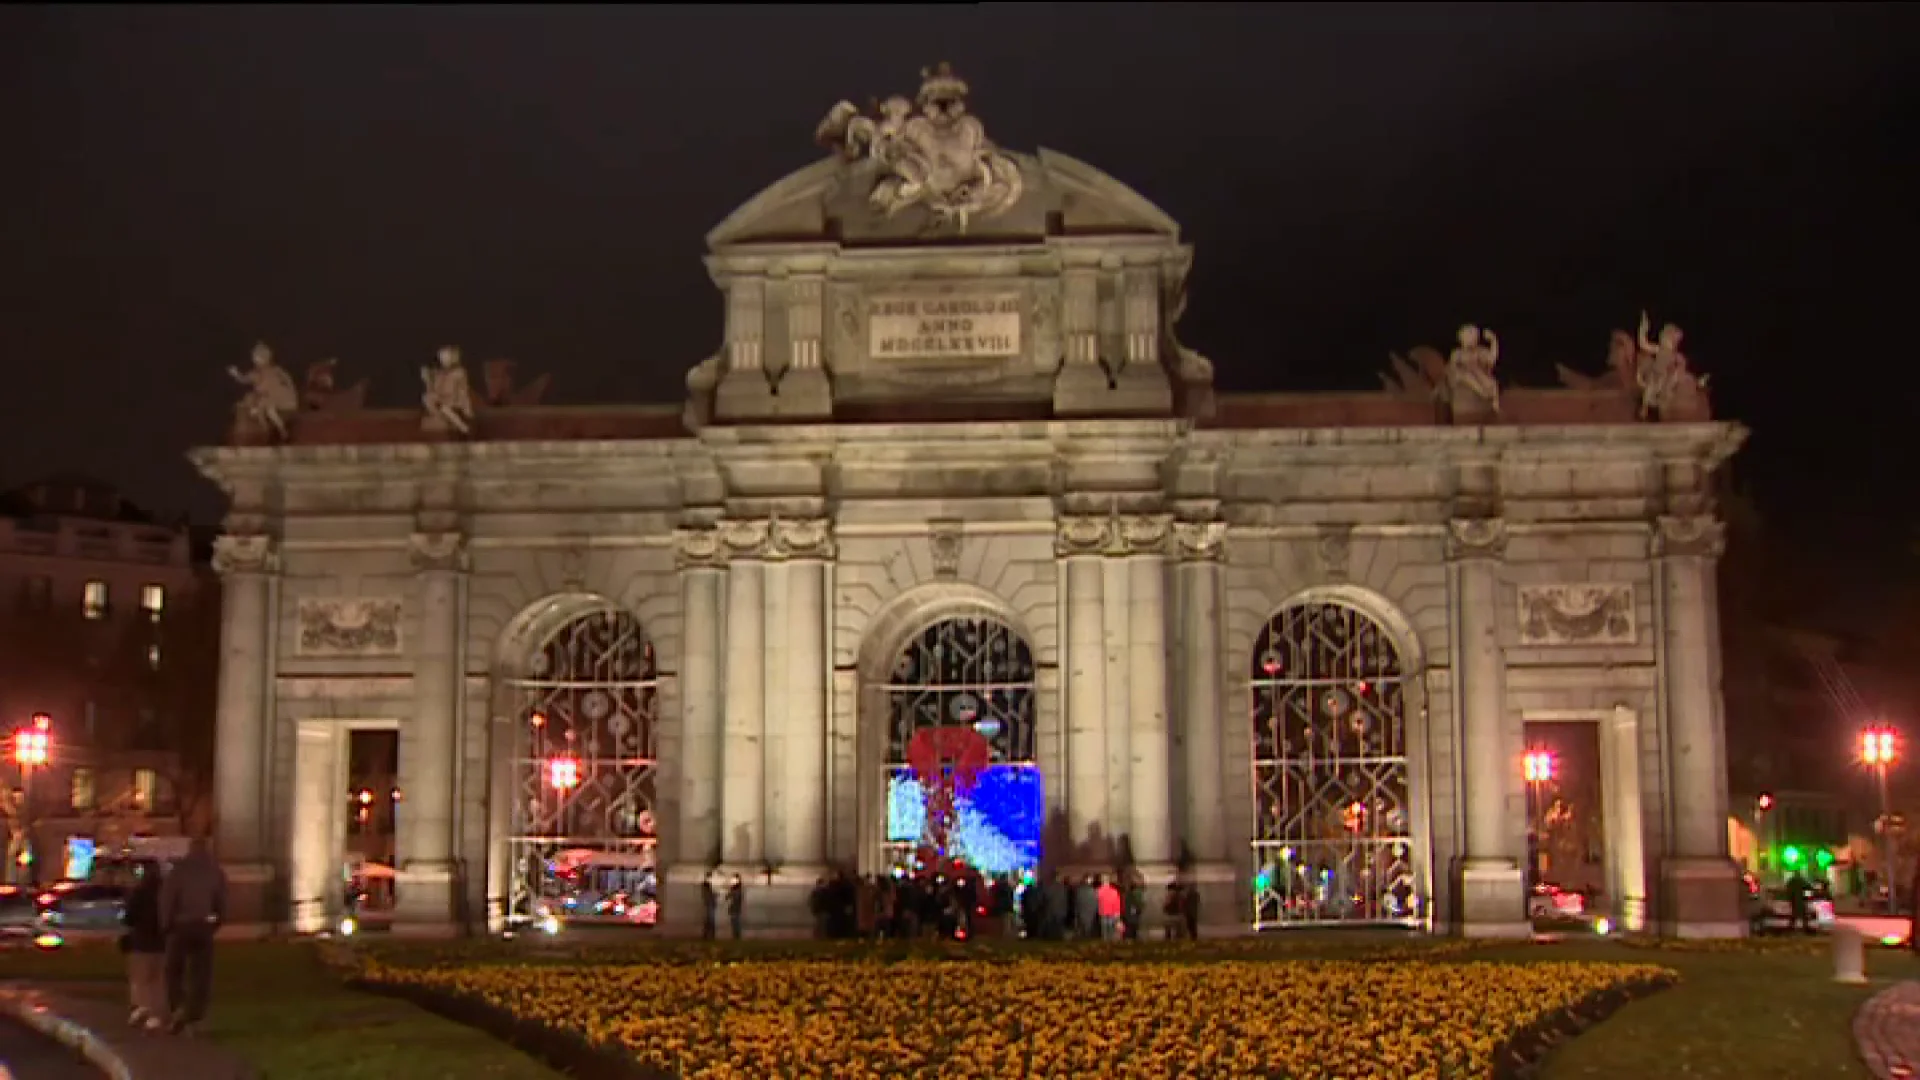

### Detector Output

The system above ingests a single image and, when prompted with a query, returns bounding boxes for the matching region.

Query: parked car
[1750,880,1837,934]
[1528,883,1587,920]
[36,882,127,934]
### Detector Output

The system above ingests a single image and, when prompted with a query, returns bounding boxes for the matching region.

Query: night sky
[3,5,1915,585]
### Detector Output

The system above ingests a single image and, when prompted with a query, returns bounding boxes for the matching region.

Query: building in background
[0,474,220,882]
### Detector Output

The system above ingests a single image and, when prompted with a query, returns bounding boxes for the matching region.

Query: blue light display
[885,765,1043,874]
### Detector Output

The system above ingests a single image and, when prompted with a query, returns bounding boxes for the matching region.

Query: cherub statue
[1444,324,1501,416]
[420,346,475,434]
[227,341,299,438]
[302,357,338,411]
[1634,311,1706,419]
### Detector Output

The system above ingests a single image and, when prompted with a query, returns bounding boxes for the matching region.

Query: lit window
[131,769,157,812]
[146,643,161,670]
[70,768,95,813]
[82,581,108,620]
[140,584,165,621]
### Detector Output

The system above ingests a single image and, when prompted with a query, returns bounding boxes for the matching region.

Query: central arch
[854,586,1043,876]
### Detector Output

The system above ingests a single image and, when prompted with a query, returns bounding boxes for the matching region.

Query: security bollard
[1833,923,1869,985]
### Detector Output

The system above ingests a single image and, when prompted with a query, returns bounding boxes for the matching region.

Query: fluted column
[1448,517,1526,936]
[1174,522,1227,867]
[1125,517,1173,872]
[1606,704,1650,932]
[1655,514,1744,936]
[775,518,834,869]
[718,520,768,868]
[211,534,275,869]
[397,531,465,932]
[1057,516,1111,862]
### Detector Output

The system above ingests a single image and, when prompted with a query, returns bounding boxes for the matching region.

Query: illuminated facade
[193,67,1748,938]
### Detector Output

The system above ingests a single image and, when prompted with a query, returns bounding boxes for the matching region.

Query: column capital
[1056,513,1173,558]
[1172,520,1227,563]
[408,531,469,573]
[1446,517,1508,562]
[717,516,836,562]
[674,526,726,571]
[1652,515,1726,560]
[212,533,277,576]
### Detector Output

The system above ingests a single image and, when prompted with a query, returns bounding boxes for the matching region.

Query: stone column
[718,520,767,871]
[1102,555,1132,834]
[1125,518,1174,876]
[663,527,724,934]
[1655,514,1744,936]
[1605,704,1650,932]
[1057,516,1111,864]
[395,531,465,935]
[1173,523,1227,865]
[777,518,834,872]
[1447,517,1526,937]
[210,533,276,929]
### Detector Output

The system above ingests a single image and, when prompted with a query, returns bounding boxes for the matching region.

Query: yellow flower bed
[362,956,1671,1079]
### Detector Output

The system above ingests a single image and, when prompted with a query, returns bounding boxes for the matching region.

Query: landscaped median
[348,946,1677,1080]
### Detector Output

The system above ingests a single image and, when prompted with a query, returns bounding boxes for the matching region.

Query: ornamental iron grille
[1249,602,1420,928]
[506,608,660,926]
[881,616,1038,870]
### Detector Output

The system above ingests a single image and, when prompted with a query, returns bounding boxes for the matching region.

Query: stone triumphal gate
[195,65,1748,938]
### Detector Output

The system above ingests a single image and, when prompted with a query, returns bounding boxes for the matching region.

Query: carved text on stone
[869,293,1021,360]
[1516,583,1636,646]
[295,597,404,657]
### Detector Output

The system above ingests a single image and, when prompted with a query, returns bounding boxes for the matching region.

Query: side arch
[1242,583,1428,677]
[855,581,1038,682]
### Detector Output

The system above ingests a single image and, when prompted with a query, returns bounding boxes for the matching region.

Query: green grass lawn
[0,941,565,1080]
[0,933,1901,1078]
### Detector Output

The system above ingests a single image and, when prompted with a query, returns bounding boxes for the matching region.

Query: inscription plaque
[868,293,1022,360]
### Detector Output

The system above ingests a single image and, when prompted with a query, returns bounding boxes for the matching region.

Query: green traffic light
[1782,845,1803,866]
[1815,849,1834,868]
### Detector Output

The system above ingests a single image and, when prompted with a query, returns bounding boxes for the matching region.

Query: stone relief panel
[294,597,405,657]
[1516,583,1637,646]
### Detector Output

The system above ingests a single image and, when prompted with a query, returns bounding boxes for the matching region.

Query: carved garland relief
[212,534,277,576]
[1054,513,1174,558]
[1516,584,1637,647]
[294,597,405,657]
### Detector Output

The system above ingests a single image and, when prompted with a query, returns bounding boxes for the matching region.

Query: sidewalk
[1857,981,1920,1080]
[0,984,255,1080]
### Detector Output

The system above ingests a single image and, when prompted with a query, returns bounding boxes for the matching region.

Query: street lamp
[10,715,52,887]
[1523,750,1557,886]
[1862,725,1899,912]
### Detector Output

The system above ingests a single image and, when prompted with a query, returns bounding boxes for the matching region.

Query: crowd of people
[701,865,1204,942]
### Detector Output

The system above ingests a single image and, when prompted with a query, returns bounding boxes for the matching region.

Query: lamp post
[11,714,51,886]
[1524,750,1556,886]
[1862,726,1898,913]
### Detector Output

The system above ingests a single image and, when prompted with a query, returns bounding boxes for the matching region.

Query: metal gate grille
[1249,602,1420,927]
[506,608,659,925]
[880,616,1038,872]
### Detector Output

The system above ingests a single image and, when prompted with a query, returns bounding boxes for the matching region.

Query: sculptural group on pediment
[815,62,1024,234]
[1382,323,1501,421]
[227,342,300,439]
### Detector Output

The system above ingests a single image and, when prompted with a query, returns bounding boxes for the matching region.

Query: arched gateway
[193,62,1744,941]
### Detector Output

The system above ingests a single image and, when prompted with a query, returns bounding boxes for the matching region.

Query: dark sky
[2,4,1915,571]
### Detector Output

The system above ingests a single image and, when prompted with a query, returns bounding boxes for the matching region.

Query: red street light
[547,757,581,792]
[12,728,48,767]
[1756,792,1774,812]
[1862,727,1898,767]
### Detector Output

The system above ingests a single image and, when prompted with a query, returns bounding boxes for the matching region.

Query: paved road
[0,1016,101,1080]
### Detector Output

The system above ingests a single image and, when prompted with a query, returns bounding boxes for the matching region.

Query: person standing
[120,862,168,1030]
[725,874,744,939]
[700,870,718,940]
[159,837,227,1034]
